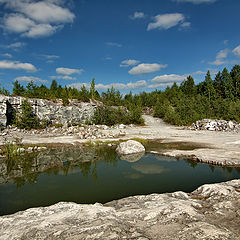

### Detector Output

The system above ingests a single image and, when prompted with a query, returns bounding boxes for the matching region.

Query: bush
[92,105,144,126]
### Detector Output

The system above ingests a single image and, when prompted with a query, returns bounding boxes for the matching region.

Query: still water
[0,144,239,216]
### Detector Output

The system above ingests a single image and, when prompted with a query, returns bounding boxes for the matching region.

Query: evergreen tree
[90,78,96,99]
[230,64,240,99]
[221,68,234,100]
[12,81,25,96]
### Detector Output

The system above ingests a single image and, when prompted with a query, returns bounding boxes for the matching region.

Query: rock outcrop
[0,179,239,240]
[0,95,97,127]
[190,119,240,132]
[116,140,145,155]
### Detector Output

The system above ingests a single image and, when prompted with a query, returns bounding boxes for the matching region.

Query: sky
[0,0,240,93]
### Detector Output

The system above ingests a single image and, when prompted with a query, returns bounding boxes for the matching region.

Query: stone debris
[190,119,240,132]
[0,179,239,240]
[0,124,127,140]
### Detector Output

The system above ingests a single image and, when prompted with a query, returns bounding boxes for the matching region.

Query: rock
[0,180,239,240]
[116,140,145,155]
[190,119,240,132]
[0,95,97,128]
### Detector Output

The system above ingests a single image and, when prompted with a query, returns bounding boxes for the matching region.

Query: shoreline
[1,115,240,167]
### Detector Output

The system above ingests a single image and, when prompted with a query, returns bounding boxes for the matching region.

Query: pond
[0,143,239,216]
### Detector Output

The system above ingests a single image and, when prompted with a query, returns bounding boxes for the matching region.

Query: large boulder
[116,140,145,155]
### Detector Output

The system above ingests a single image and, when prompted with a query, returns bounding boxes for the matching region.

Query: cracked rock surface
[0,179,239,240]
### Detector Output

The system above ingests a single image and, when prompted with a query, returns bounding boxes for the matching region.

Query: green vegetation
[2,64,240,126]
[15,100,41,129]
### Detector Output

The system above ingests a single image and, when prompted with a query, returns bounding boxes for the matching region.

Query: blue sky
[0,0,240,93]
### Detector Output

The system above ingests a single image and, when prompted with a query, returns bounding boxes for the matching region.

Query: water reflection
[0,145,118,187]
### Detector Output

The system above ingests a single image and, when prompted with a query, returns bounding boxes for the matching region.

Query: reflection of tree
[92,162,98,183]
[2,145,120,188]
[79,162,91,178]
[209,165,215,172]
[184,159,198,168]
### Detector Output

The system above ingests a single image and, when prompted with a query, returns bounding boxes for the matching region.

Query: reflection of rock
[116,140,145,155]
[120,152,144,162]
[0,180,239,239]
[132,163,169,174]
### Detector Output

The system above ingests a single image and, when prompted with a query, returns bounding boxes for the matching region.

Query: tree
[12,81,25,96]
[203,70,216,102]
[50,80,58,92]
[221,68,234,100]
[230,65,240,99]
[180,75,195,96]
[15,100,40,129]
[90,78,96,99]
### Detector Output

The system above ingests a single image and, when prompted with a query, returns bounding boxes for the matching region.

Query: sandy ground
[1,115,240,166]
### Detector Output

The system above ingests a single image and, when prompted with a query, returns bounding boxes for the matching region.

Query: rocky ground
[0,179,239,240]
[1,115,240,167]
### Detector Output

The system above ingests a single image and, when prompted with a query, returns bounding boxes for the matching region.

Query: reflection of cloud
[132,163,169,174]
[120,152,144,162]
[153,155,178,162]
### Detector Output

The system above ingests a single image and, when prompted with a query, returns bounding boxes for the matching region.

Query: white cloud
[0,0,75,38]
[50,75,76,80]
[1,53,12,58]
[3,13,35,33]
[147,73,187,89]
[179,21,191,29]
[232,45,240,57]
[151,74,187,83]
[68,80,147,91]
[6,42,26,49]
[56,67,84,75]
[106,42,122,47]
[0,60,37,72]
[14,76,47,83]
[174,0,216,3]
[120,59,140,67]
[23,23,60,38]
[147,13,185,30]
[192,70,205,75]
[148,82,175,89]
[129,63,167,75]
[209,49,229,65]
[16,1,75,23]
[130,12,145,20]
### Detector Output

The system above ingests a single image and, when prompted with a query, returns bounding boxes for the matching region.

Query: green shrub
[15,100,40,129]
[92,105,144,126]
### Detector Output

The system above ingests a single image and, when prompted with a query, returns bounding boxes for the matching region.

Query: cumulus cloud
[0,0,75,38]
[209,49,229,65]
[151,74,187,83]
[120,59,140,67]
[130,12,145,20]
[129,63,167,75]
[147,13,186,30]
[68,80,147,91]
[14,76,47,83]
[0,60,37,72]
[174,0,216,3]
[148,74,187,89]
[56,67,84,75]
[232,45,240,57]
[106,42,122,47]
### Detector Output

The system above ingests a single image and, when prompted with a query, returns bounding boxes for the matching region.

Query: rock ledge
[0,179,239,240]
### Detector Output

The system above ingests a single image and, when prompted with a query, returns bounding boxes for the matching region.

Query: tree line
[1,65,240,126]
